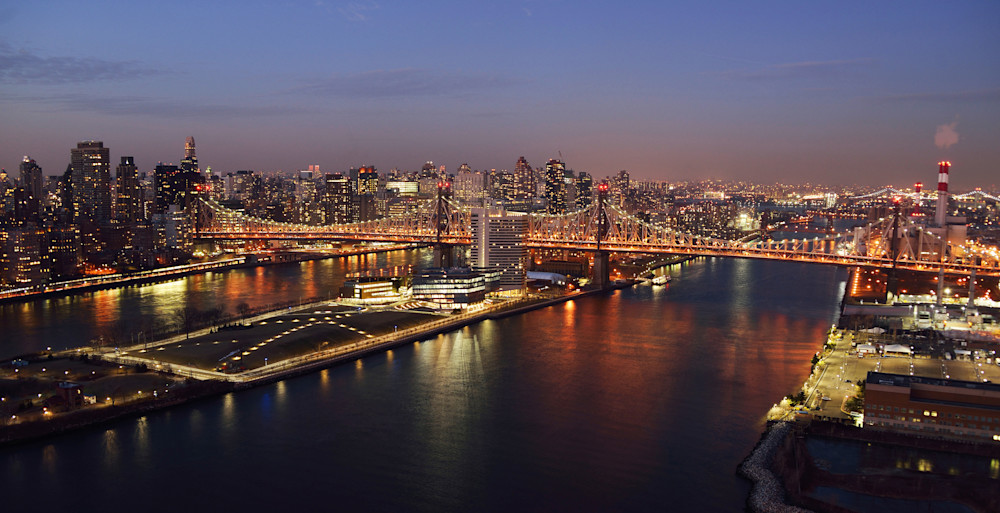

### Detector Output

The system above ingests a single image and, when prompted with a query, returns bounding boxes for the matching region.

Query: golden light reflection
[275,381,288,406]
[133,416,150,469]
[221,393,236,435]
[102,429,119,469]
[41,444,58,476]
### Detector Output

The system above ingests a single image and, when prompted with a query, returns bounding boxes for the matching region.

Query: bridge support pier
[593,251,610,289]
[433,245,454,268]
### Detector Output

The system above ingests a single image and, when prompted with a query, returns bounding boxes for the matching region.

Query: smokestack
[935,161,950,227]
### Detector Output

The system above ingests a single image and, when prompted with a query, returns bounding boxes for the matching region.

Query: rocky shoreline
[738,421,812,513]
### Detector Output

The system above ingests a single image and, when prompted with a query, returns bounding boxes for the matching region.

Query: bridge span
[192,195,1000,277]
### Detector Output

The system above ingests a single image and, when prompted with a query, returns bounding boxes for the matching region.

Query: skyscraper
[19,156,43,204]
[455,165,486,205]
[70,141,112,223]
[154,163,180,213]
[116,156,141,224]
[324,173,352,224]
[180,136,198,173]
[470,206,528,291]
[612,169,630,207]
[544,159,566,214]
[575,172,593,210]
[512,156,534,210]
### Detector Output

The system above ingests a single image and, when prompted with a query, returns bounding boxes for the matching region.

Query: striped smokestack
[935,161,950,227]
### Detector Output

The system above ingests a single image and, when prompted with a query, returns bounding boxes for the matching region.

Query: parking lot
[807,330,1000,419]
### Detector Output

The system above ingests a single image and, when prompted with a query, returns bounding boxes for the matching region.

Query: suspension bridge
[192,192,1000,278]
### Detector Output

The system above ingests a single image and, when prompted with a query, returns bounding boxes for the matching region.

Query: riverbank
[0,243,420,306]
[769,420,999,513]
[749,290,1000,512]
[1,283,624,447]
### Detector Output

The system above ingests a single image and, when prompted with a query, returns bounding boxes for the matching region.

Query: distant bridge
[193,194,1000,277]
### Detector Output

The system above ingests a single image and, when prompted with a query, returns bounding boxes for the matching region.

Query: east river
[0,251,846,511]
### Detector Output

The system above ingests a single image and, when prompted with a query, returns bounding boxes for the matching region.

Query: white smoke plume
[935,120,959,149]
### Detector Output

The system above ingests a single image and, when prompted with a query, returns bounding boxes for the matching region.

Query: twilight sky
[1,1,997,188]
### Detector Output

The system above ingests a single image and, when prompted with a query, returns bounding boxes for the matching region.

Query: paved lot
[809,331,1000,420]
[119,303,437,372]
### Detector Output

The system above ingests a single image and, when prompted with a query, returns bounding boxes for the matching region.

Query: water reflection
[102,429,120,470]
[41,444,57,476]
[0,249,431,358]
[133,416,150,470]
[0,258,848,512]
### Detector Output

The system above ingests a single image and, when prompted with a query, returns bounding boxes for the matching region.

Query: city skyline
[1,2,998,187]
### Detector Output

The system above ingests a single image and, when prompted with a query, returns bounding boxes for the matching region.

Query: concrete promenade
[94,287,610,387]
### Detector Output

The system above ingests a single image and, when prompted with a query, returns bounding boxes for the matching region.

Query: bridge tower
[886,196,902,302]
[433,181,454,268]
[592,182,611,288]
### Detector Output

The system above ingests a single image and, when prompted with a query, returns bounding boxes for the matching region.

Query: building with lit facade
[544,159,566,214]
[115,156,142,224]
[154,163,204,214]
[70,141,112,223]
[356,166,379,221]
[411,267,487,310]
[455,165,487,205]
[0,226,49,287]
[180,136,198,174]
[864,371,1000,442]
[470,206,528,291]
[386,180,419,197]
[19,156,43,211]
[340,278,398,304]
[324,173,352,224]
[511,156,535,210]
[576,172,593,210]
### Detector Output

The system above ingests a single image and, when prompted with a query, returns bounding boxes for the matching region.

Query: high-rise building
[0,226,49,287]
[544,159,567,214]
[154,163,180,213]
[357,166,379,196]
[563,168,577,210]
[19,156,43,205]
[470,206,528,291]
[69,141,112,223]
[512,156,534,210]
[455,165,486,205]
[576,172,593,210]
[180,136,198,173]
[155,162,204,213]
[116,156,141,224]
[612,169,630,207]
[324,173,352,224]
[356,166,379,221]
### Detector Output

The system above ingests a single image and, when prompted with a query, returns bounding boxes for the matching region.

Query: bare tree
[172,306,203,339]
[236,302,251,325]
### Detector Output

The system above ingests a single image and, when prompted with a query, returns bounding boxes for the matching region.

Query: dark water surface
[0,257,846,512]
[0,250,431,359]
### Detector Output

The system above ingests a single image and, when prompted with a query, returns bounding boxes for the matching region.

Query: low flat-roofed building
[412,267,486,310]
[864,371,1000,442]
[339,278,399,304]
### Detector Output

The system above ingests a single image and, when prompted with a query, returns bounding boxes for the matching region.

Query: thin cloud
[339,1,380,22]
[714,58,874,81]
[2,92,297,119]
[293,68,517,98]
[0,43,157,84]
[879,88,1000,103]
